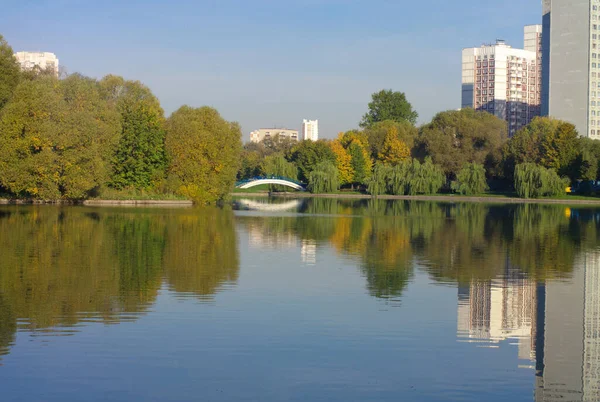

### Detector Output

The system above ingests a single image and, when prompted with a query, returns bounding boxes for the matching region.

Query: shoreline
[231,192,600,206]
[0,199,193,206]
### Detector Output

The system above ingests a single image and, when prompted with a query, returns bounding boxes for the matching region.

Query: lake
[0,199,599,401]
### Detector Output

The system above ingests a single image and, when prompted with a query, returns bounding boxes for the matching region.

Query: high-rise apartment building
[249,128,299,143]
[302,119,319,141]
[462,30,542,137]
[14,52,59,77]
[542,0,599,139]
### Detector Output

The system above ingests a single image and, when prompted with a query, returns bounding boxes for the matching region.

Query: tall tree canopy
[503,117,580,180]
[0,74,121,199]
[289,140,335,182]
[416,108,507,178]
[360,89,418,128]
[0,35,20,109]
[165,106,241,204]
[99,75,167,190]
[363,120,418,160]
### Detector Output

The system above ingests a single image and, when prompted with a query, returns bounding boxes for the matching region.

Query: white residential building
[14,52,59,77]
[302,119,319,141]
[249,128,299,143]
[462,34,541,137]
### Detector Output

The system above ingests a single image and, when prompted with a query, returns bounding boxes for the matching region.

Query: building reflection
[457,251,600,401]
[457,262,537,365]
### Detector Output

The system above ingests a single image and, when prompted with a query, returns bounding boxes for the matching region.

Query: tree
[503,117,580,181]
[308,161,339,193]
[364,120,418,160]
[165,106,242,204]
[329,137,354,186]
[369,157,444,196]
[289,140,335,182]
[260,153,298,191]
[0,35,20,110]
[99,75,167,190]
[348,141,372,185]
[0,74,121,199]
[360,89,418,128]
[378,126,411,165]
[367,163,392,196]
[514,163,568,199]
[416,108,508,178]
[452,163,488,195]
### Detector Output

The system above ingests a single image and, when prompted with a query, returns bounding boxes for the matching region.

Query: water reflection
[235,198,600,400]
[0,206,239,359]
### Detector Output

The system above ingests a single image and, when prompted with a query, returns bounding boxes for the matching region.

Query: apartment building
[249,128,299,143]
[302,119,319,141]
[462,31,542,137]
[14,52,59,77]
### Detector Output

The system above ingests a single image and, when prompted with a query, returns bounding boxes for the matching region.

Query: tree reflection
[0,206,239,359]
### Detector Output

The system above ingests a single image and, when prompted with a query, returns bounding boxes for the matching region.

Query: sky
[1,0,542,140]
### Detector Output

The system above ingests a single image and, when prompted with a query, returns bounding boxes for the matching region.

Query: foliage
[165,106,242,204]
[0,74,121,199]
[367,163,392,197]
[0,35,20,109]
[364,120,418,160]
[329,138,354,185]
[417,108,507,178]
[360,89,418,128]
[99,75,167,190]
[308,161,339,193]
[503,117,581,181]
[451,163,489,195]
[377,126,411,165]
[514,163,568,199]
[348,140,372,185]
[260,153,298,179]
[289,140,335,182]
[368,157,445,196]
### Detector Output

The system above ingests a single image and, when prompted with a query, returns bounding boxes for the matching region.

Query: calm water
[0,199,599,401]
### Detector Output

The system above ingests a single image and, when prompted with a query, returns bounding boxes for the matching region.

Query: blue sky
[2,0,541,139]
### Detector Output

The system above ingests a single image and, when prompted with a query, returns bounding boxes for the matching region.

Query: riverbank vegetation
[239,91,600,199]
[0,35,241,204]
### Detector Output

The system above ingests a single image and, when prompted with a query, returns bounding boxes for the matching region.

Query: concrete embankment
[231,192,600,206]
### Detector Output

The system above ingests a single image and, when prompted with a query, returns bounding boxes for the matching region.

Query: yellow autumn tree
[330,135,354,185]
[378,126,411,165]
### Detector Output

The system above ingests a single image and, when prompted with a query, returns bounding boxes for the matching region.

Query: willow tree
[514,163,568,199]
[165,106,242,204]
[451,163,488,195]
[308,161,339,193]
[367,163,392,196]
[99,75,167,190]
[0,74,121,199]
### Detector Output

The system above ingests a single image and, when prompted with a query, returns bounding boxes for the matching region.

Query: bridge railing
[235,175,306,188]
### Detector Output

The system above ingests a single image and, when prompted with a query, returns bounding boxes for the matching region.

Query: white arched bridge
[235,176,307,191]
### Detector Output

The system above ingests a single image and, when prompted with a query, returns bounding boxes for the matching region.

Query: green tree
[514,163,568,199]
[348,141,371,185]
[0,35,20,109]
[367,163,392,196]
[289,140,335,182]
[165,106,242,204]
[0,74,121,199]
[308,161,339,193]
[451,163,488,195]
[99,75,168,190]
[360,89,418,128]
[416,108,507,178]
[503,117,580,181]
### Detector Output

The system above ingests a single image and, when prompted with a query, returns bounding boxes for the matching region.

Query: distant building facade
[542,0,598,139]
[302,119,319,141]
[250,128,299,143]
[14,52,59,77]
[462,32,542,137]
